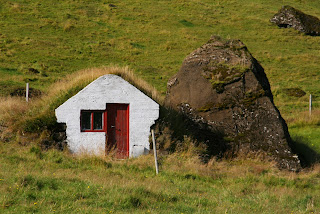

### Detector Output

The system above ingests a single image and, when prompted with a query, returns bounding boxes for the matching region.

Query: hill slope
[1,0,319,156]
[1,1,320,212]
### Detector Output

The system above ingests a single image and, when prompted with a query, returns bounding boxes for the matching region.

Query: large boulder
[165,36,301,171]
[270,5,320,36]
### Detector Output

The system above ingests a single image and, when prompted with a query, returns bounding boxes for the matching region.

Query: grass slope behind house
[1,0,319,147]
[0,141,320,213]
[0,0,319,108]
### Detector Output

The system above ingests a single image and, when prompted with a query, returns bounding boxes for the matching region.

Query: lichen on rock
[165,35,301,171]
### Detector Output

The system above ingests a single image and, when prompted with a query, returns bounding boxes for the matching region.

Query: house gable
[55,74,159,157]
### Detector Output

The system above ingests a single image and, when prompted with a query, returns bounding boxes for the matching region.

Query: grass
[0,0,320,212]
[0,142,320,213]
[0,0,319,96]
[0,1,319,113]
[0,0,319,120]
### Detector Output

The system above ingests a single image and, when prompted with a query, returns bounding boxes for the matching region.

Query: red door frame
[105,103,129,158]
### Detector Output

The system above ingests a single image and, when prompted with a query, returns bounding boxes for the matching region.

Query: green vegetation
[1,0,318,136]
[1,142,320,213]
[198,102,215,112]
[201,62,249,93]
[0,0,320,212]
[242,90,266,107]
[0,0,319,98]
[0,1,319,104]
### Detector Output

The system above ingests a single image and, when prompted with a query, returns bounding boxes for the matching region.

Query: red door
[106,104,129,158]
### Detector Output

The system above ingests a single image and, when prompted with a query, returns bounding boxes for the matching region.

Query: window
[80,111,104,132]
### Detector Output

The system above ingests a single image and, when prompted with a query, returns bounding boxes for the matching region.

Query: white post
[309,94,312,116]
[151,129,159,175]
[26,83,29,102]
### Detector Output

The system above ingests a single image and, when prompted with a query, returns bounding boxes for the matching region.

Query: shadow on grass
[292,135,320,167]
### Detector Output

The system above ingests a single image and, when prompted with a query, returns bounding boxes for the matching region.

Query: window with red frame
[80,111,104,132]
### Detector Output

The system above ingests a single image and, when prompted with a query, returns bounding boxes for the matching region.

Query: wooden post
[26,83,29,102]
[151,129,159,175]
[309,94,312,116]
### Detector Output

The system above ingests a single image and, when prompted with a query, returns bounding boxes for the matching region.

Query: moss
[232,44,246,50]
[231,44,248,57]
[212,64,247,81]
[197,89,266,112]
[211,81,225,93]
[237,133,245,137]
[197,102,214,112]
[241,89,265,107]
[223,136,235,142]
[203,62,249,94]
[212,64,229,79]
[223,133,249,144]
[215,102,233,110]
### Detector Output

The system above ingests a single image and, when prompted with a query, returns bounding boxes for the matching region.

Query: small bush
[123,196,143,208]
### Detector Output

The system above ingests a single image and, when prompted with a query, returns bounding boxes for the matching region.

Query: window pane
[93,112,103,130]
[81,112,91,130]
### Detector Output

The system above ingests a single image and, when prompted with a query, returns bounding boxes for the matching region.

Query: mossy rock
[197,102,214,112]
[202,63,248,94]
[165,35,301,171]
[271,5,320,36]
[241,90,265,107]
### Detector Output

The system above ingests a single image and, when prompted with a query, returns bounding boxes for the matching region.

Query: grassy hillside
[0,0,319,146]
[3,67,319,213]
[0,0,320,213]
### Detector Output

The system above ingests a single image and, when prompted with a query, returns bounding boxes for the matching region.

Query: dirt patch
[10,87,42,98]
[283,88,306,97]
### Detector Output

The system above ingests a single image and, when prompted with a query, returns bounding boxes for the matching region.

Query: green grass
[0,0,319,99]
[0,1,320,212]
[1,142,320,213]
[1,0,319,130]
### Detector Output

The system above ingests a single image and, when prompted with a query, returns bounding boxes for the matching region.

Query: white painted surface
[55,74,159,157]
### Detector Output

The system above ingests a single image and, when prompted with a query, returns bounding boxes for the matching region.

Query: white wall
[55,74,159,157]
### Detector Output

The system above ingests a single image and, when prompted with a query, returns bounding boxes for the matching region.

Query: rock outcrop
[270,5,320,36]
[165,36,301,171]
[40,123,67,151]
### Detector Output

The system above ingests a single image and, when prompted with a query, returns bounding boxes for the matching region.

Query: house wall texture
[55,74,159,157]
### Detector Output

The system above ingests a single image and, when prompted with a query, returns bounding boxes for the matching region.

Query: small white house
[55,74,159,158]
